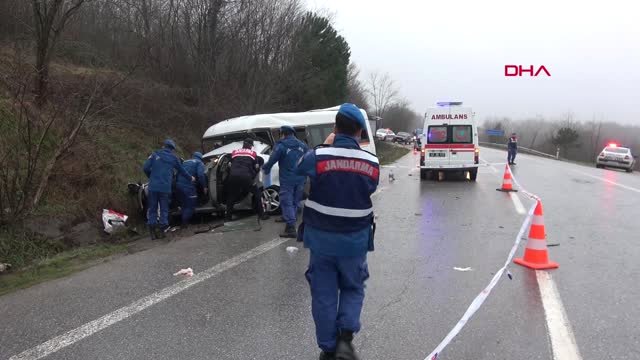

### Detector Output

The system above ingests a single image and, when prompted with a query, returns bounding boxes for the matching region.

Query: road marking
[509,192,526,215]
[572,170,640,194]
[536,271,583,360]
[480,158,498,173]
[8,238,290,360]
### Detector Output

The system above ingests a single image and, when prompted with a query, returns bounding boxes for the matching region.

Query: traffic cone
[496,165,518,192]
[514,200,559,270]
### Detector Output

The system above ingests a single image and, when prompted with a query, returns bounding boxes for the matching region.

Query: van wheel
[420,169,428,180]
[262,186,281,214]
[626,168,633,173]
[469,168,478,181]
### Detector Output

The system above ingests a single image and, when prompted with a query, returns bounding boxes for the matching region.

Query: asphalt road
[1,146,639,360]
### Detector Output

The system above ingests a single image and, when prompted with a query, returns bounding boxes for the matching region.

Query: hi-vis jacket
[230,148,260,179]
[296,135,379,233]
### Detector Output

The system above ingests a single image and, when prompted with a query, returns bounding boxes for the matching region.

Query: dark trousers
[508,149,517,164]
[305,252,369,352]
[225,175,263,218]
[280,183,304,226]
[177,185,197,225]
[147,191,170,226]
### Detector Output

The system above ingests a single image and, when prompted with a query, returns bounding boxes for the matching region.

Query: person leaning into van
[295,103,379,360]
[262,125,309,238]
[143,139,194,239]
[225,138,267,221]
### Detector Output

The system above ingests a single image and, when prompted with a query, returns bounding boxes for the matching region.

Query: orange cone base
[496,188,518,192]
[514,257,559,270]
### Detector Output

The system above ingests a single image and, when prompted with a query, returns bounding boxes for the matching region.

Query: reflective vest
[230,148,258,178]
[303,146,380,232]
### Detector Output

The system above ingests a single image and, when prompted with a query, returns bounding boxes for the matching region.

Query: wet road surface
[1,147,639,360]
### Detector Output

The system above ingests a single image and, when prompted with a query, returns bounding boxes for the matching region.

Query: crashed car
[128,106,377,221]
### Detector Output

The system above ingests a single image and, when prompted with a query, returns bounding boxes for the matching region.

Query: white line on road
[9,238,290,360]
[572,170,640,194]
[480,158,498,173]
[509,192,526,215]
[536,271,583,360]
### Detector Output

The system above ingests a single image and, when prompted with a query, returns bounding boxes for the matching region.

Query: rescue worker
[176,152,207,227]
[143,139,194,239]
[295,103,379,360]
[507,132,518,165]
[226,138,266,221]
[262,125,308,238]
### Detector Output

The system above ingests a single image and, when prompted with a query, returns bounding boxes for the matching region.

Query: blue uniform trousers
[177,185,197,225]
[147,191,170,226]
[280,183,304,225]
[508,148,517,163]
[305,252,370,352]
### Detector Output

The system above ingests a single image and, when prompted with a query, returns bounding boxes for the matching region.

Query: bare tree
[346,63,369,110]
[367,71,398,119]
[31,0,87,106]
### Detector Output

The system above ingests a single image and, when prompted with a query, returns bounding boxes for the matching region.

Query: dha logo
[504,65,551,77]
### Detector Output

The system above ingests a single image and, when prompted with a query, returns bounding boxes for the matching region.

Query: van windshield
[202,130,272,153]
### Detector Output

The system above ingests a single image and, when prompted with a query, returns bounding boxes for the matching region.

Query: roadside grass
[376,140,411,165]
[0,242,127,296]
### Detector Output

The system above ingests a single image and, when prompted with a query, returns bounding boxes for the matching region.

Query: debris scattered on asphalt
[0,263,11,273]
[102,209,128,234]
[569,236,575,239]
[286,246,299,254]
[389,170,395,182]
[499,226,504,229]
[173,268,194,277]
[453,267,473,272]
[506,270,513,280]
[547,243,560,247]
[408,173,412,176]
[414,213,422,216]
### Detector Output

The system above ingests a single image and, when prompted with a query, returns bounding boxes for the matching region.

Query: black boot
[335,331,359,360]
[279,224,297,238]
[156,225,167,239]
[275,217,286,223]
[319,351,336,360]
[148,225,157,240]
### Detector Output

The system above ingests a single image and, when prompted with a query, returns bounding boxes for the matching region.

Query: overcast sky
[306,0,640,124]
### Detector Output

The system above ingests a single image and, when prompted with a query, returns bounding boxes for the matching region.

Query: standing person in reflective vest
[262,125,308,238]
[295,103,379,360]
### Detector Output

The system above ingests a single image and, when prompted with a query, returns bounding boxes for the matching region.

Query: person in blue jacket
[176,152,207,227]
[295,103,379,360]
[262,125,308,238]
[143,139,194,239]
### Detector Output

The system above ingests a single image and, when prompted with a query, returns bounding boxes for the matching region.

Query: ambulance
[419,101,479,181]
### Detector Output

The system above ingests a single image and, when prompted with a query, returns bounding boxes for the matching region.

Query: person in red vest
[225,138,266,221]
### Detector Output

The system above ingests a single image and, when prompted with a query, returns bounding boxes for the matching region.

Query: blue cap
[164,139,176,150]
[280,125,295,134]
[338,103,366,129]
[193,152,203,160]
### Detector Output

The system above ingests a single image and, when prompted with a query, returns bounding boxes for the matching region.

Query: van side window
[428,126,448,143]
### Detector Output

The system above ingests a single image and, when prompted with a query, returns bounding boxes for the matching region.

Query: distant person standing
[507,132,518,165]
[143,139,194,239]
[295,103,379,360]
[176,152,207,227]
[262,125,308,238]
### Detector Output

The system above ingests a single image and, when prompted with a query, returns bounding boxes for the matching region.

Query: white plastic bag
[102,209,128,234]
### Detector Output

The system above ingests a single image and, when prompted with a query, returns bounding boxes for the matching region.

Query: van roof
[202,106,367,139]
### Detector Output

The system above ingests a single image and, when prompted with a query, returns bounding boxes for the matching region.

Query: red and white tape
[423,165,539,360]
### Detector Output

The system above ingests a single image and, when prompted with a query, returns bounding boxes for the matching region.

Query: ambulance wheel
[469,168,478,181]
